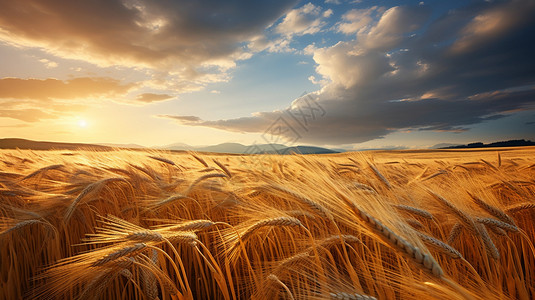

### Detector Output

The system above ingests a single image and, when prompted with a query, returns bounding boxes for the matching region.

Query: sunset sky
[1,0,534,150]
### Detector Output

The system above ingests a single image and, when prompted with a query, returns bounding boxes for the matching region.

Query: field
[1,147,534,300]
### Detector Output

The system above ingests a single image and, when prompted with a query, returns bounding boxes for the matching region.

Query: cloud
[0,109,57,122]
[336,7,383,35]
[276,3,329,36]
[0,77,133,100]
[163,1,535,145]
[0,76,132,122]
[356,5,429,50]
[248,36,295,53]
[159,115,203,123]
[39,58,58,69]
[136,93,174,103]
[0,0,298,86]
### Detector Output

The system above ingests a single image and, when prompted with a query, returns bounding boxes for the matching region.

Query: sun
[78,119,88,128]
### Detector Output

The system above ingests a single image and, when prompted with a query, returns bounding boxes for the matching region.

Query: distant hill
[197,143,253,154]
[98,143,146,149]
[430,143,461,149]
[160,142,337,154]
[0,138,339,154]
[266,146,339,154]
[441,139,535,149]
[0,138,112,151]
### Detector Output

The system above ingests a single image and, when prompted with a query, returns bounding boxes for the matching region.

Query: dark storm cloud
[163,0,535,144]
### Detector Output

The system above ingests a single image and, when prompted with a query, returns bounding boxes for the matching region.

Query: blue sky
[0,0,534,149]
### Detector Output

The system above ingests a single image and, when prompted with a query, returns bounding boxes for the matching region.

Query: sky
[0,0,534,150]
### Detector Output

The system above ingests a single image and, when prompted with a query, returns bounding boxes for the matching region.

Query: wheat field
[0,147,534,299]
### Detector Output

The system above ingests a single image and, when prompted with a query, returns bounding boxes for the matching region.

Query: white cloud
[276,3,328,36]
[357,6,429,50]
[336,7,381,35]
[39,58,58,69]
[247,36,295,53]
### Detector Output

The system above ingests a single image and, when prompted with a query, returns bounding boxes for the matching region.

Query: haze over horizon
[1,0,534,150]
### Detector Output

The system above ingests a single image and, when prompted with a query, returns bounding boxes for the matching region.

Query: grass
[0,147,534,299]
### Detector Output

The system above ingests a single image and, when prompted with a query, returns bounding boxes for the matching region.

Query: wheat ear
[148,155,176,166]
[367,162,391,188]
[155,219,216,232]
[240,217,302,242]
[21,164,65,181]
[427,190,477,234]
[349,203,444,277]
[393,204,434,219]
[468,192,515,226]
[263,184,333,220]
[213,159,232,178]
[185,173,228,194]
[65,177,128,221]
[447,223,463,245]
[190,153,209,167]
[505,202,535,213]
[415,231,462,259]
[330,292,377,299]
[476,223,500,260]
[475,217,519,233]
[92,243,147,266]
[1,219,55,237]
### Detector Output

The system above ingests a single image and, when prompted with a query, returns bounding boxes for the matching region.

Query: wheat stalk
[367,162,391,189]
[415,231,462,259]
[505,202,535,213]
[476,223,499,260]
[65,177,128,221]
[20,164,65,181]
[349,203,444,277]
[185,173,228,195]
[421,170,447,181]
[148,155,176,166]
[1,219,55,237]
[155,219,216,232]
[480,159,498,171]
[267,274,295,300]
[405,219,424,229]
[488,226,507,236]
[263,184,333,220]
[447,223,463,245]
[151,194,188,209]
[190,153,209,167]
[240,217,302,242]
[393,204,434,219]
[427,190,477,234]
[213,159,232,178]
[126,231,164,242]
[92,243,147,267]
[162,231,198,246]
[468,192,515,225]
[329,291,377,299]
[476,217,519,233]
